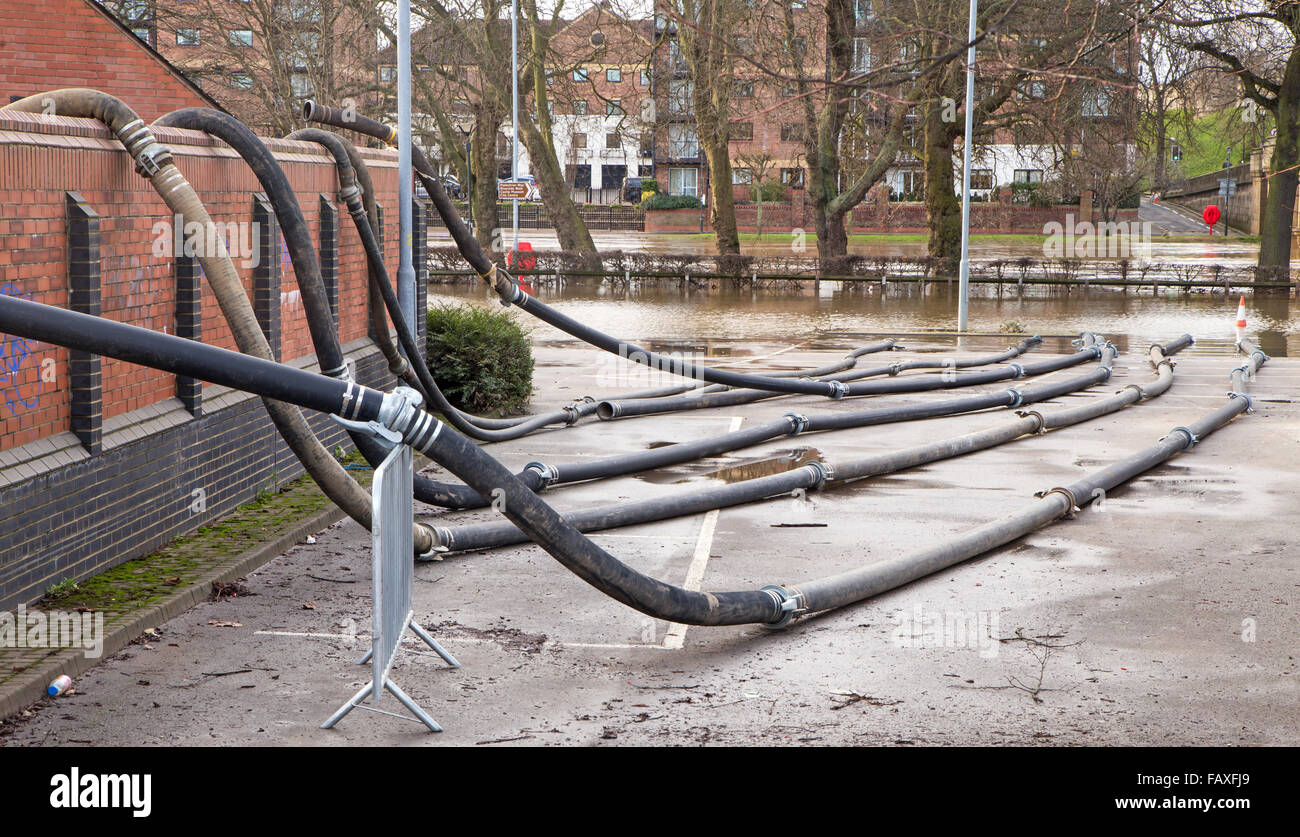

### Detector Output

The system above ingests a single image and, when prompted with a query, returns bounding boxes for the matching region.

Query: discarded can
[47,675,72,697]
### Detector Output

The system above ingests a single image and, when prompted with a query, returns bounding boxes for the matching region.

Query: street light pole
[512,0,520,254]
[957,0,978,333]
[397,0,416,342]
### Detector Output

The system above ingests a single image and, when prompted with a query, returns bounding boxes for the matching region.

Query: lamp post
[512,0,520,254]
[397,0,415,342]
[956,0,978,333]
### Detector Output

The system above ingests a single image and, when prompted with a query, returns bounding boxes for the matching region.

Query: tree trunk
[517,119,601,269]
[1257,49,1300,287]
[470,105,501,252]
[704,141,740,253]
[924,103,962,275]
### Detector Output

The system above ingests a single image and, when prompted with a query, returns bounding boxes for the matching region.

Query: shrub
[425,303,534,415]
[642,192,702,210]
[640,178,659,199]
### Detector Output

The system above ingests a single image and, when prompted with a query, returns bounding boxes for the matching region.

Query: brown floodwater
[429,278,1297,357]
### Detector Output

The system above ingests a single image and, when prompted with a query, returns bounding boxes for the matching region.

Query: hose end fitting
[1005,387,1024,409]
[388,355,411,378]
[561,404,583,425]
[1227,391,1254,413]
[1035,486,1081,517]
[784,412,810,436]
[827,380,848,400]
[524,461,559,489]
[1007,362,1025,379]
[759,585,807,630]
[888,362,904,376]
[1015,409,1047,434]
[418,528,452,561]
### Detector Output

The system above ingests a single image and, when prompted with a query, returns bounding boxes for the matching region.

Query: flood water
[429,279,1298,358]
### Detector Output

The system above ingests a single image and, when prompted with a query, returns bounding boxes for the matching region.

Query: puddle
[705,447,822,484]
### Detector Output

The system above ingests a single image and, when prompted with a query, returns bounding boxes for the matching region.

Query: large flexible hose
[4,91,393,548]
[146,107,436,555]
[2,297,1254,629]
[428,339,1200,553]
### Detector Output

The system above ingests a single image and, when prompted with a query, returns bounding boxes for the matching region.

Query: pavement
[1140,196,1230,236]
[3,331,1298,746]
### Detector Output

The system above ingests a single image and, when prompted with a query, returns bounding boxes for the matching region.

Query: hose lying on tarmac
[2,298,1245,629]
[426,338,1195,553]
[2,92,416,551]
[301,100,907,400]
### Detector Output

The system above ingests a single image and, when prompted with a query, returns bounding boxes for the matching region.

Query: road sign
[1218,178,1236,197]
[498,181,529,200]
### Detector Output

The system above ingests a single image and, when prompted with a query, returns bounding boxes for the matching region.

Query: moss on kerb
[37,451,373,614]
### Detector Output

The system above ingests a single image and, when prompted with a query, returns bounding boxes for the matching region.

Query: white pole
[398,0,415,339]
[957,0,978,333]
[512,0,520,253]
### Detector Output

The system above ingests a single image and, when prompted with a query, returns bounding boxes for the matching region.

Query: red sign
[1202,204,1221,232]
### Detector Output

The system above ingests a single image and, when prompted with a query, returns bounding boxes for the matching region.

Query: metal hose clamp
[1162,426,1199,450]
[1015,409,1047,434]
[524,461,559,489]
[1099,365,1113,381]
[1005,387,1024,408]
[561,404,583,424]
[784,412,810,435]
[759,585,807,630]
[803,460,832,491]
[1035,486,1080,517]
[888,362,904,376]
[1118,383,1146,400]
[418,529,453,561]
[1007,362,1025,378]
[828,380,848,400]
[1227,391,1255,413]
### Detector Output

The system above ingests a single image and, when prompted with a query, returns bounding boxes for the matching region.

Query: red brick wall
[0,0,216,120]
[0,110,399,451]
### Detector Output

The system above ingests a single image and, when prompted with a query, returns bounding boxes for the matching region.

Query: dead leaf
[302,602,317,610]
[207,619,242,628]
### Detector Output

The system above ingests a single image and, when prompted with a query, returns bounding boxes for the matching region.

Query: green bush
[640,178,659,199]
[642,192,702,210]
[425,303,534,415]
[750,180,786,203]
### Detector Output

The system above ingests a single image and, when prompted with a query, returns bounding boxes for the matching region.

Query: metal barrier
[322,436,459,733]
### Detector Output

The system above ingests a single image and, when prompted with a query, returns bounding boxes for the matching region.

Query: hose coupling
[561,403,583,425]
[1015,409,1048,434]
[320,361,353,381]
[388,355,412,378]
[1227,391,1255,413]
[759,585,807,630]
[888,362,904,376]
[524,461,559,489]
[784,412,810,436]
[1007,362,1025,378]
[418,530,452,561]
[1118,383,1146,401]
[338,183,362,205]
[1089,346,1103,359]
[1035,486,1080,517]
[1005,387,1025,408]
[1162,425,1199,450]
[1099,365,1113,381]
[803,460,832,490]
[827,380,848,400]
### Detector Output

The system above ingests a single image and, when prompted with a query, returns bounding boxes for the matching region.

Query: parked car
[441,176,463,199]
[621,176,645,204]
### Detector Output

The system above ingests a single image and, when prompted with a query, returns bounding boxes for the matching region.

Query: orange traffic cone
[1235,295,1247,331]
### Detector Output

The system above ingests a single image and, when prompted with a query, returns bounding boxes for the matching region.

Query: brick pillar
[65,191,101,454]
[252,193,281,360]
[319,194,339,330]
[413,197,428,360]
[174,253,203,416]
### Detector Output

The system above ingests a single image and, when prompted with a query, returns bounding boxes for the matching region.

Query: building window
[640,69,651,86]
[601,164,627,189]
[853,38,871,72]
[854,0,873,20]
[573,164,591,189]
[667,124,698,158]
[290,73,313,99]
[668,79,692,115]
[131,27,151,45]
[573,133,588,149]
[780,167,805,188]
[1082,88,1111,117]
[781,122,804,142]
[1013,169,1043,184]
[668,167,698,196]
[573,67,589,82]
[230,29,253,46]
[230,72,253,90]
[732,168,754,185]
[176,29,200,46]
[791,36,807,55]
[970,169,994,190]
[606,68,621,83]
[730,122,753,141]
[380,66,396,82]
[1017,80,1046,100]
[735,81,754,98]
[606,131,621,148]
[783,83,798,98]
[573,99,588,115]
[606,99,624,115]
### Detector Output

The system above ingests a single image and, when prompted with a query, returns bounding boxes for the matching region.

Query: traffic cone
[1235,295,1247,340]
